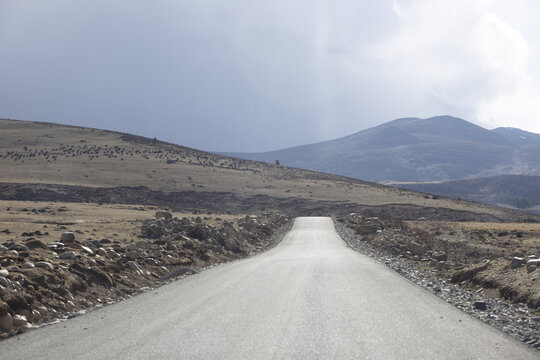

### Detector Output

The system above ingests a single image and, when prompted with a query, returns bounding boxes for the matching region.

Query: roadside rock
[26,239,47,250]
[9,243,29,252]
[0,269,9,277]
[511,257,526,269]
[59,251,76,259]
[527,259,540,270]
[6,250,19,257]
[451,262,489,283]
[155,211,172,220]
[127,261,143,273]
[159,267,196,281]
[0,313,13,332]
[141,219,167,239]
[432,251,448,262]
[474,301,487,311]
[35,261,54,270]
[410,242,425,256]
[12,314,27,328]
[81,246,94,256]
[61,232,76,242]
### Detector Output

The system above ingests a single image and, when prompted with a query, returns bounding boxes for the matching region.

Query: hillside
[224,116,540,182]
[1,118,540,342]
[0,118,532,221]
[393,175,540,214]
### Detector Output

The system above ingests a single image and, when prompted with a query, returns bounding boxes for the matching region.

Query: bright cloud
[374,0,540,131]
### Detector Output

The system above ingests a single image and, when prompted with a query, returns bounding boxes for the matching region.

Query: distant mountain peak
[222,115,540,182]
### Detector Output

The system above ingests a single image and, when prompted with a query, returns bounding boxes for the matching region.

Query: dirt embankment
[341,214,540,311]
[0,211,289,338]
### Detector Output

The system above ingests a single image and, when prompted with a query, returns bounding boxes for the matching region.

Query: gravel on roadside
[334,220,540,350]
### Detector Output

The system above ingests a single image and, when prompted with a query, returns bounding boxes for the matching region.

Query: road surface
[1,217,537,359]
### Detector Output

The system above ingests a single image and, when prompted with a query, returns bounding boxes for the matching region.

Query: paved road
[1,217,537,359]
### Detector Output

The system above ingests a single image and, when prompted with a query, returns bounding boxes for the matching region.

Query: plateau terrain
[0,118,538,353]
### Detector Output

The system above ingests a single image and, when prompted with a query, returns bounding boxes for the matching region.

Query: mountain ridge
[223,116,540,182]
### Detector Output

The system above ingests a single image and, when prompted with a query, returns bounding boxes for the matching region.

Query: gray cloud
[1,0,539,151]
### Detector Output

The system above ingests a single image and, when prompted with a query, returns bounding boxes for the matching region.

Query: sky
[1,0,540,152]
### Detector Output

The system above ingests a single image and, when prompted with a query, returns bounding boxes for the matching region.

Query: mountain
[0,117,533,222]
[393,175,540,214]
[224,116,540,182]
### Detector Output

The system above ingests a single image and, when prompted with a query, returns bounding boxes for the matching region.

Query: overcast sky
[2,1,540,152]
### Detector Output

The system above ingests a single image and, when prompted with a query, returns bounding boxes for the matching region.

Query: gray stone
[61,232,75,242]
[435,261,448,271]
[127,261,143,273]
[21,262,35,269]
[127,250,139,260]
[0,313,13,332]
[474,301,487,310]
[49,242,65,248]
[107,249,121,259]
[59,250,76,259]
[12,314,27,328]
[527,265,537,273]
[145,258,159,266]
[141,219,167,239]
[0,269,8,277]
[410,242,425,256]
[9,243,28,251]
[432,251,448,261]
[35,261,54,270]
[81,246,94,256]
[159,267,196,281]
[0,276,9,287]
[125,243,138,251]
[155,211,172,220]
[511,257,525,269]
[526,258,540,268]
[6,250,19,256]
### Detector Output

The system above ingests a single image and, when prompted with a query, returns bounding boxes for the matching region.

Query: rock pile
[0,212,288,338]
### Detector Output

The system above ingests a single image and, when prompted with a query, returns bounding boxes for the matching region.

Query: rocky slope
[0,210,289,337]
[335,220,540,350]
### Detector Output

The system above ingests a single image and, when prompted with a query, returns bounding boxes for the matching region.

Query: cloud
[373,0,540,131]
[2,1,540,152]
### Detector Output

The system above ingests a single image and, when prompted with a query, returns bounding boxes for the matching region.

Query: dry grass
[0,200,241,246]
